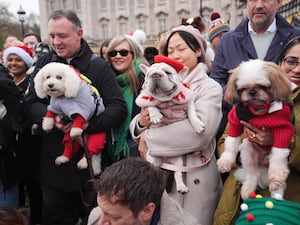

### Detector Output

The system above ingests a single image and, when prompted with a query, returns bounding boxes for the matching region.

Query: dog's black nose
[48,84,54,89]
[249,89,257,97]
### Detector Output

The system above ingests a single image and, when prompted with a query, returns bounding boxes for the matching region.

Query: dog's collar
[173,91,186,101]
[141,95,154,101]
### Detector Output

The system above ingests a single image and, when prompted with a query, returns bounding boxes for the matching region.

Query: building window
[137,0,145,5]
[100,0,107,8]
[138,21,146,32]
[50,0,56,11]
[102,24,109,39]
[158,0,166,4]
[63,0,68,8]
[75,0,81,10]
[120,22,127,35]
[159,19,166,32]
[119,0,126,7]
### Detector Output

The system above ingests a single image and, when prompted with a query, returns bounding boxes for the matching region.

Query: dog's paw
[217,160,232,173]
[77,157,88,170]
[150,113,163,124]
[177,183,189,194]
[268,166,289,192]
[191,119,205,134]
[42,117,55,132]
[148,106,163,124]
[241,181,257,199]
[92,154,102,176]
[55,155,70,165]
[70,127,83,139]
[217,152,236,173]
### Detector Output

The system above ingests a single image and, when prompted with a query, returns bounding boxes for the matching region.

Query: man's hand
[55,115,72,133]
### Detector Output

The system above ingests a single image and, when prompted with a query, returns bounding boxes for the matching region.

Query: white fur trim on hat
[3,46,34,68]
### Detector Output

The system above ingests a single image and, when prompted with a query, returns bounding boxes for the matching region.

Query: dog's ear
[63,66,82,98]
[264,62,291,100]
[34,68,48,99]
[224,66,240,104]
[139,64,149,75]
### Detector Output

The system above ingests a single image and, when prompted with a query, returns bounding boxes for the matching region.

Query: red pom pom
[246,213,255,222]
[210,12,221,21]
[249,192,256,198]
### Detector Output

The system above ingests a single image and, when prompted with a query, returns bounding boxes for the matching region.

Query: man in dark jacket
[0,64,23,207]
[24,9,127,225]
[210,0,300,142]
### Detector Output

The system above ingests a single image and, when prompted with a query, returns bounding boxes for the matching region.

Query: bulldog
[135,55,205,193]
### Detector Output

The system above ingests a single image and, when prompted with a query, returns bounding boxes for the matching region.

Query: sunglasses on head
[108,49,132,57]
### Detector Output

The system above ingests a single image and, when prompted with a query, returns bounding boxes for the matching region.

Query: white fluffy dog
[217,59,294,199]
[136,55,205,193]
[34,62,106,175]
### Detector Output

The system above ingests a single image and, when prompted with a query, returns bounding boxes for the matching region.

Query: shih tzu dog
[217,59,294,199]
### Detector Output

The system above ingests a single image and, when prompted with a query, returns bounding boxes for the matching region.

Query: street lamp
[199,0,202,17]
[17,5,26,36]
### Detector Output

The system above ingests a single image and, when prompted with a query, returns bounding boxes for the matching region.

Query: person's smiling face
[48,17,83,59]
[108,40,133,73]
[6,54,28,77]
[279,43,300,87]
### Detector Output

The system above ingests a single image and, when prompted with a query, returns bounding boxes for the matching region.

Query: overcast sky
[2,0,39,16]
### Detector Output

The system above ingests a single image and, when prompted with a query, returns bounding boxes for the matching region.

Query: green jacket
[213,89,300,225]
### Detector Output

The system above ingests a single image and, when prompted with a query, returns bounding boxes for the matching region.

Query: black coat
[24,39,127,192]
[0,65,23,190]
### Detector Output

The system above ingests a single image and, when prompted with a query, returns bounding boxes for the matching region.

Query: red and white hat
[3,45,34,68]
[154,55,184,72]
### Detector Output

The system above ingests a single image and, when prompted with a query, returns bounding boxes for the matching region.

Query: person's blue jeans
[0,180,18,207]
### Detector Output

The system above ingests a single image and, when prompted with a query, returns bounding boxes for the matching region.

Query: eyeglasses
[283,56,300,70]
[108,49,132,57]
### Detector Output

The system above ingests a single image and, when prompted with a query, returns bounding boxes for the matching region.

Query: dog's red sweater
[228,102,294,150]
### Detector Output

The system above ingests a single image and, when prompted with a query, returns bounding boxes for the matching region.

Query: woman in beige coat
[130,25,223,225]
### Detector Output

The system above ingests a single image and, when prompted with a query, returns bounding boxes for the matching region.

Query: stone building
[38,0,248,47]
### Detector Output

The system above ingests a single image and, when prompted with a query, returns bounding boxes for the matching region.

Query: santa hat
[208,12,230,42]
[236,193,300,225]
[3,45,34,68]
[154,55,184,73]
[169,25,207,62]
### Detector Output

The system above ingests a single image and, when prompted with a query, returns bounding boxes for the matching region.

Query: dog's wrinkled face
[140,62,182,101]
[41,65,67,97]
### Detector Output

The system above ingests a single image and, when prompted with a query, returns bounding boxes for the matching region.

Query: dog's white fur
[34,62,102,175]
[217,59,293,199]
[136,62,205,193]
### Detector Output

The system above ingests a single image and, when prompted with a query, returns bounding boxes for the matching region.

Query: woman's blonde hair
[106,36,149,93]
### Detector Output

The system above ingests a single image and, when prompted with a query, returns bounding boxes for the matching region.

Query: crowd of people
[0,0,300,225]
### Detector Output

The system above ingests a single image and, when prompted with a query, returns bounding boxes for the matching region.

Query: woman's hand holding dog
[138,107,151,128]
[241,120,274,167]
